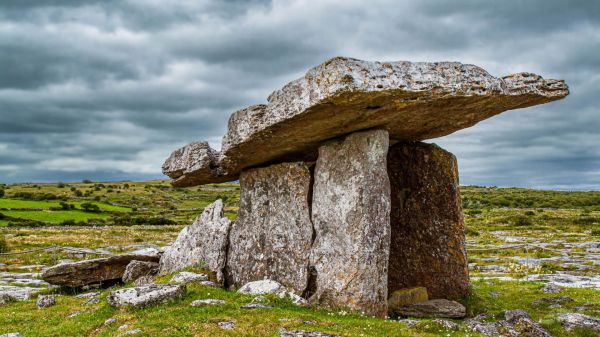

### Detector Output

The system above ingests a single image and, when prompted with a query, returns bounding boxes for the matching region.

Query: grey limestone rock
[106,284,185,308]
[309,129,391,317]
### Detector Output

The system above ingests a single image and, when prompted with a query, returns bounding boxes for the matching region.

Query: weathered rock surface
[387,142,469,299]
[159,199,231,283]
[0,286,39,302]
[504,309,552,337]
[237,279,307,306]
[191,299,225,307]
[42,254,159,287]
[36,294,56,309]
[540,283,563,293]
[241,302,273,309]
[557,313,600,332]
[388,287,429,310]
[106,284,185,308]
[225,162,313,294]
[133,275,154,286]
[122,261,158,283]
[164,57,568,186]
[309,129,391,317]
[169,271,208,285]
[393,299,466,318]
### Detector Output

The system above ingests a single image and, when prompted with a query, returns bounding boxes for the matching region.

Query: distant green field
[0,198,130,212]
[1,210,109,223]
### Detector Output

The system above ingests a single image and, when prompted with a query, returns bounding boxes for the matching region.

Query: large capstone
[42,254,159,288]
[309,129,391,317]
[159,199,232,284]
[225,162,313,295]
[387,142,469,299]
[163,57,568,186]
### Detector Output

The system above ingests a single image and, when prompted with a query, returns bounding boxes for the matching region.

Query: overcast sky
[0,0,598,189]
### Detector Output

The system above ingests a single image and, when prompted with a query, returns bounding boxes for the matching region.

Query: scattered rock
[164,57,568,186]
[104,317,117,326]
[393,299,466,318]
[557,313,600,333]
[42,253,159,287]
[198,280,220,288]
[118,324,129,330]
[467,315,499,336]
[433,319,459,331]
[387,142,469,299]
[241,303,273,309]
[122,260,158,283]
[190,299,225,307]
[278,328,341,337]
[67,311,81,318]
[36,294,56,309]
[0,334,23,337]
[217,321,235,330]
[106,284,186,308]
[253,295,267,303]
[133,275,154,286]
[237,279,286,295]
[169,272,208,285]
[0,286,39,301]
[117,329,142,336]
[388,287,429,311]
[540,283,563,293]
[310,129,391,317]
[225,162,313,294]
[504,309,552,337]
[532,296,574,305]
[75,292,100,299]
[85,298,100,305]
[397,319,420,328]
[159,200,232,284]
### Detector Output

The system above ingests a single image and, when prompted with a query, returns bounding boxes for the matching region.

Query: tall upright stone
[309,129,391,317]
[159,199,232,284]
[225,162,314,295]
[387,142,469,300]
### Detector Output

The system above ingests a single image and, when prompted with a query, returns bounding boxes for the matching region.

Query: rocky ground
[0,184,599,336]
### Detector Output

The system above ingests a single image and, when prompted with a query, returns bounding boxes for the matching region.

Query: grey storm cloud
[0,0,598,189]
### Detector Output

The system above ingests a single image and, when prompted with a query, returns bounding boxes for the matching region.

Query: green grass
[0,198,130,212]
[1,210,109,223]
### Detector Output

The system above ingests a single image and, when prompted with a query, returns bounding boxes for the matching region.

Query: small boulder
[433,319,459,331]
[540,283,562,294]
[122,260,158,283]
[218,321,235,330]
[106,284,185,308]
[36,294,56,309]
[393,299,466,318]
[557,313,600,333]
[237,279,286,296]
[169,272,208,285]
[241,302,273,309]
[104,317,117,326]
[388,287,429,312]
[504,309,552,337]
[191,299,225,307]
[133,275,154,286]
[42,253,159,287]
[532,296,573,305]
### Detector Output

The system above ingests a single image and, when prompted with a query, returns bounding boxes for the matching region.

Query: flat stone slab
[106,284,186,308]
[42,254,159,288]
[163,57,568,186]
[393,299,466,318]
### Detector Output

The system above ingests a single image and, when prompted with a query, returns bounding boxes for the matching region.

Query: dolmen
[161,57,568,317]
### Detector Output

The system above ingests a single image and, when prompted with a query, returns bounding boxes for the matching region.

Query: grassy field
[0,181,599,336]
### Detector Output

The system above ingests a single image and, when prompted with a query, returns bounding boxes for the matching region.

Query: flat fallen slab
[163,57,568,186]
[42,254,160,288]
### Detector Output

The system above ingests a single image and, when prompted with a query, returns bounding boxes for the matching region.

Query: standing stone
[309,129,391,317]
[159,199,232,284]
[225,162,313,295]
[387,142,469,299]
